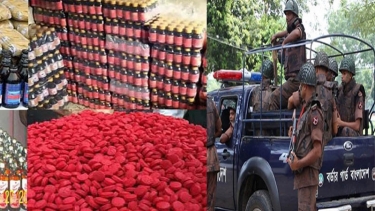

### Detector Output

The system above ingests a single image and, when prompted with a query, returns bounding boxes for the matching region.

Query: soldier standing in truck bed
[287,62,324,211]
[251,59,274,112]
[336,57,365,137]
[269,0,306,110]
[288,52,339,140]
[251,59,274,136]
[328,58,339,82]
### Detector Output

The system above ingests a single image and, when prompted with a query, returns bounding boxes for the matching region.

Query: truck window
[219,98,237,133]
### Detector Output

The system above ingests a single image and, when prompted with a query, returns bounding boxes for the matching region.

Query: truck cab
[209,37,375,211]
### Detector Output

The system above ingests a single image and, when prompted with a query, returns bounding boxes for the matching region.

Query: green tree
[341,0,375,38]
[207,0,318,74]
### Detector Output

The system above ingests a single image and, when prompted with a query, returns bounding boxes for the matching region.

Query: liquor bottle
[3,66,21,108]
[0,50,12,82]
[0,160,9,210]
[19,158,26,210]
[8,160,21,211]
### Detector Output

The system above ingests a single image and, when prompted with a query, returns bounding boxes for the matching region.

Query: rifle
[288,109,297,161]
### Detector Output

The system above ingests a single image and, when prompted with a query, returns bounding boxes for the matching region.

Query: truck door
[317,136,375,199]
[215,97,238,209]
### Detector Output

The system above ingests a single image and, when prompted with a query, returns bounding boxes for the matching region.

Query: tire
[245,190,273,211]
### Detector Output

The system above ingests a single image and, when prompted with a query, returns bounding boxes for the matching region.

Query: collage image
[0,0,373,210]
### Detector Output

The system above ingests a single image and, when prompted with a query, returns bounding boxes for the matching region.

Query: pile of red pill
[27,111,207,211]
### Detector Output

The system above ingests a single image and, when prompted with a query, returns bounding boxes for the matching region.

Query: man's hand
[271,35,277,44]
[287,152,300,171]
[336,117,342,128]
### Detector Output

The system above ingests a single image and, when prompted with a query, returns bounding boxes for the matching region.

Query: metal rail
[242,34,375,135]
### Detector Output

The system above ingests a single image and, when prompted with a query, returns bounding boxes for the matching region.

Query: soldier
[269,0,306,110]
[250,59,274,135]
[287,62,324,211]
[328,58,339,82]
[251,59,274,112]
[288,52,338,138]
[207,97,222,211]
[336,57,365,137]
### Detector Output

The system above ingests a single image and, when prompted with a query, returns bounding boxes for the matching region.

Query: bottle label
[23,82,28,104]
[9,180,20,208]
[0,180,8,208]
[21,178,27,207]
[5,83,21,105]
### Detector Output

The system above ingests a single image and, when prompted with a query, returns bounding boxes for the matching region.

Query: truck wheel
[245,190,273,211]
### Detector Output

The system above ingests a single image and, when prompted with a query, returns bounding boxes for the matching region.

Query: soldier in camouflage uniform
[269,0,306,110]
[336,57,365,137]
[252,59,274,112]
[287,62,324,211]
[288,52,338,139]
[328,58,340,133]
[207,97,222,211]
[250,59,274,135]
[328,58,339,82]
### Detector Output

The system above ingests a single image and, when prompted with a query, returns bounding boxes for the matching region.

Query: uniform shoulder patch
[358,92,362,97]
[313,116,319,125]
[358,102,363,109]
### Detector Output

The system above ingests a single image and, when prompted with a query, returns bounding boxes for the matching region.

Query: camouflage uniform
[289,52,338,140]
[207,98,221,211]
[293,63,324,211]
[251,60,274,136]
[337,57,365,137]
[269,1,306,110]
[314,52,337,143]
[252,59,274,112]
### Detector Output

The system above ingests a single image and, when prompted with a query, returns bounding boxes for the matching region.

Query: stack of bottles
[0,50,27,109]
[28,26,69,110]
[31,1,71,64]
[105,0,159,110]
[31,0,208,109]
[0,128,27,210]
[59,0,112,109]
[148,16,206,109]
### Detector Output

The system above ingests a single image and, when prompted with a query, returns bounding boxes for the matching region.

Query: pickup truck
[208,34,375,211]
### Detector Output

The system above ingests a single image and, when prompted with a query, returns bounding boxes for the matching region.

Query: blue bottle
[3,66,21,108]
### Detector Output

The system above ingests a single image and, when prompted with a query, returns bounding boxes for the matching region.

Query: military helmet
[284,0,299,17]
[328,58,338,76]
[313,51,329,70]
[297,62,316,87]
[339,57,355,75]
[260,59,274,79]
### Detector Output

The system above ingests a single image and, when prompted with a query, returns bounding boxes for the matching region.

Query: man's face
[229,110,236,122]
[340,70,352,85]
[285,11,295,24]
